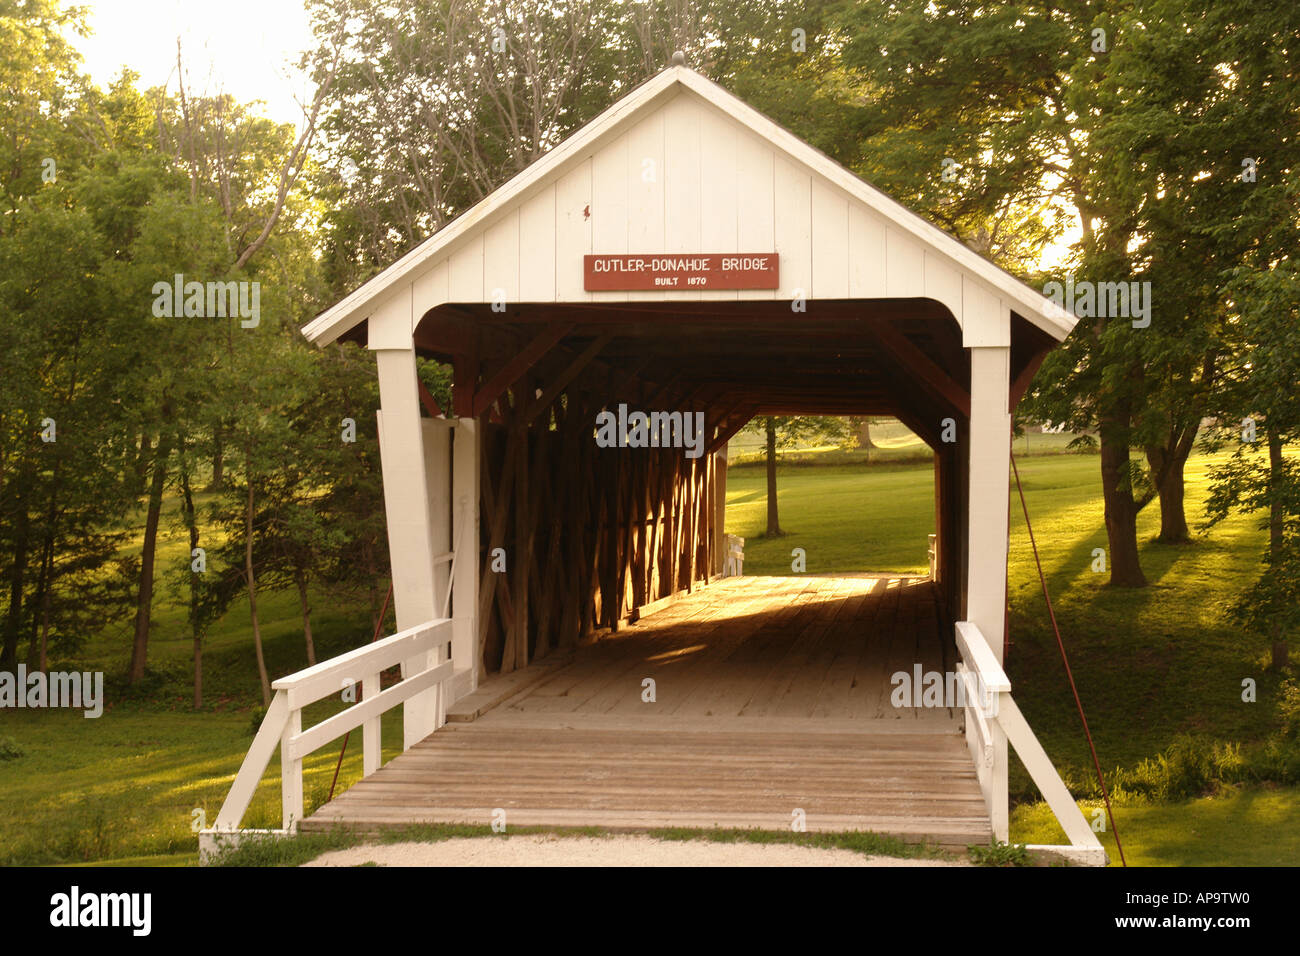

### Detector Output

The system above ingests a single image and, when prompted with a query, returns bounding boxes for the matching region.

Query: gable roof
[303,65,1076,347]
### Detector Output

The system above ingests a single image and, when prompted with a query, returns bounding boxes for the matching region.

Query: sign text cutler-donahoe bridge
[583,253,779,291]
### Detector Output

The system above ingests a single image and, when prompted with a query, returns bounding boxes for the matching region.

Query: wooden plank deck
[302,576,991,847]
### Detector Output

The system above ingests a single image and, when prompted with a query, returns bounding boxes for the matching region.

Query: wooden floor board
[303,575,987,846]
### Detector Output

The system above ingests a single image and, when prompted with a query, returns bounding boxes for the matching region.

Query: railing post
[281,706,303,831]
[453,417,480,693]
[362,670,381,777]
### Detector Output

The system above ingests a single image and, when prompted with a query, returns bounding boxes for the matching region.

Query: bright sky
[76,0,317,128]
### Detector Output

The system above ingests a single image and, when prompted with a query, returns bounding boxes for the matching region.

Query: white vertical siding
[625,108,665,302]
[961,277,1010,347]
[885,229,925,298]
[591,131,629,254]
[663,94,703,301]
[554,160,593,301]
[447,232,484,303]
[733,123,776,301]
[411,258,448,333]
[698,100,740,302]
[848,205,887,298]
[518,184,556,301]
[810,179,849,299]
[382,87,1020,344]
[483,209,520,308]
[923,251,963,329]
[773,154,811,303]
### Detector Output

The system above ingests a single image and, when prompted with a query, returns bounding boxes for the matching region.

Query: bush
[1028,730,1300,809]
[0,736,23,761]
[1114,736,1249,801]
[246,704,267,736]
[1278,679,1300,736]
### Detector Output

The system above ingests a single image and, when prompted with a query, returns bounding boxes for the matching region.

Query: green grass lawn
[1,442,1295,866]
[0,702,408,867]
[1011,788,1300,866]
[726,449,1290,771]
[725,445,1299,865]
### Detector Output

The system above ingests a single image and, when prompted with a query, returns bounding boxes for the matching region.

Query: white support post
[713,442,728,576]
[424,418,452,725]
[966,342,1012,842]
[281,706,303,831]
[452,417,480,693]
[375,347,442,750]
[361,669,381,776]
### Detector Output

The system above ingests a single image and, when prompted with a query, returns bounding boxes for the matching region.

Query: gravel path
[303,834,971,867]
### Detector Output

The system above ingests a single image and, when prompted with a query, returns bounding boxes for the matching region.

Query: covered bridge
[208,62,1105,864]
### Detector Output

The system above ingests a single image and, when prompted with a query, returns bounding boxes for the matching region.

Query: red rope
[1010,453,1126,866]
[327,582,394,803]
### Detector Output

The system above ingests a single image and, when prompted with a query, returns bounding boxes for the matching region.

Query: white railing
[955,620,1108,867]
[723,534,745,576]
[206,618,454,841]
[927,534,938,580]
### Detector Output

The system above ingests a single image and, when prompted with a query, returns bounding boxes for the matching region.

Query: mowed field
[1,441,1296,866]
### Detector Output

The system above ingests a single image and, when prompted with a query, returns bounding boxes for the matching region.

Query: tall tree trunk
[1145,424,1198,544]
[178,446,203,709]
[1,503,30,672]
[129,428,174,684]
[858,417,876,463]
[208,426,225,492]
[37,601,50,673]
[1099,411,1146,587]
[245,475,272,706]
[1268,427,1288,669]
[26,461,60,668]
[295,567,316,666]
[133,432,152,496]
[193,629,204,710]
[765,417,782,536]
[25,529,54,669]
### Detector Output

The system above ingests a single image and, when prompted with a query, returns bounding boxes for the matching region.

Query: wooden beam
[451,329,479,418]
[866,320,970,417]
[417,379,443,418]
[893,408,940,449]
[1009,347,1050,410]
[473,322,573,418]
[706,407,755,456]
[413,311,474,355]
[520,332,613,426]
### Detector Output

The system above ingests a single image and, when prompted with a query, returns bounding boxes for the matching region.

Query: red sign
[583,253,779,291]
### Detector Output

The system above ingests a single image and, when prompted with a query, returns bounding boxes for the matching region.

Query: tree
[113,51,340,684]
[744,416,850,537]
[0,4,144,672]
[830,0,1167,586]
[1204,265,1300,670]
[171,435,238,708]
[1178,0,1300,668]
[763,419,782,537]
[208,299,317,704]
